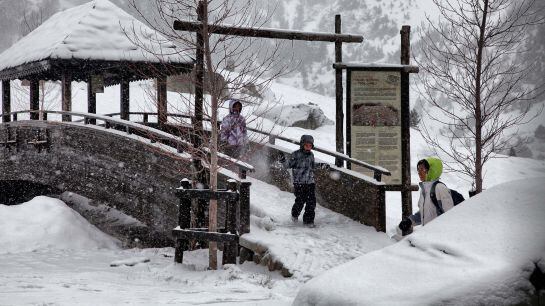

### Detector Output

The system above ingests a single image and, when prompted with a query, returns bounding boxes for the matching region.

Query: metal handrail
[2,110,254,176]
[101,111,391,180]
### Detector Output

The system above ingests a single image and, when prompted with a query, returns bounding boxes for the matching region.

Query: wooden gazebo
[0,0,193,124]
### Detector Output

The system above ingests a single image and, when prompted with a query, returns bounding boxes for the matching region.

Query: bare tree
[127,0,294,269]
[416,0,544,193]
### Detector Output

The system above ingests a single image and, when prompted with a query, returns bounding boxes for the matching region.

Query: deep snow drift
[294,177,545,305]
[0,196,119,253]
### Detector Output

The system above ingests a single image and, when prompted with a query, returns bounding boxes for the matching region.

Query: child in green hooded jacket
[399,157,454,233]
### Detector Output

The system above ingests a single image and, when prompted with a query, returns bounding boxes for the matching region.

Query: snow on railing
[99,111,391,181]
[4,110,254,178]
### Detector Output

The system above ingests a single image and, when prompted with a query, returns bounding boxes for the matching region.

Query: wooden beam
[62,72,72,122]
[176,189,239,201]
[2,80,10,122]
[87,78,96,124]
[335,15,344,167]
[120,79,130,121]
[29,80,39,120]
[173,20,364,43]
[156,75,167,128]
[400,25,412,221]
[171,229,238,242]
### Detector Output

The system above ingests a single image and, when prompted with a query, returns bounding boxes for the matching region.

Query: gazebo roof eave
[0,57,195,82]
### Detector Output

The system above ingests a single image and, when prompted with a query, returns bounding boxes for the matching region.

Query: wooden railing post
[175,178,192,264]
[223,179,238,265]
[2,80,11,123]
[239,181,251,235]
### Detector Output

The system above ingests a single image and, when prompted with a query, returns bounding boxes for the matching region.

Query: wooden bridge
[0,110,253,247]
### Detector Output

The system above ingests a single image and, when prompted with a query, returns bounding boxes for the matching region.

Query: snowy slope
[0,196,119,253]
[294,177,545,305]
[244,177,392,282]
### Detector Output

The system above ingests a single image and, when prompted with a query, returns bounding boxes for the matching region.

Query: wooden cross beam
[173,20,364,43]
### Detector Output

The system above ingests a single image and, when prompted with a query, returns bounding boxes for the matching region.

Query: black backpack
[430,181,465,215]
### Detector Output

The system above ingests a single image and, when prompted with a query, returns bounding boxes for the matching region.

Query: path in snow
[242,177,393,281]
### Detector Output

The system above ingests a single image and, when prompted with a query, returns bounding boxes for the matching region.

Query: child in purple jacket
[220,99,248,158]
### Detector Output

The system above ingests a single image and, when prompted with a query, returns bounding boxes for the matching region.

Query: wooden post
[222,180,238,265]
[335,15,344,167]
[192,1,206,188]
[157,75,167,128]
[120,79,130,121]
[2,80,10,123]
[377,186,386,232]
[29,80,39,120]
[175,179,191,264]
[400,25,412,221]
[87,79,96,125]
[239,181,251,235]
[194,1,204,139]
[62,72,72,122]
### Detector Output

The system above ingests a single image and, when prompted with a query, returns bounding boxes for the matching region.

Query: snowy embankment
[294,177,545,305]
[0,196,119,253]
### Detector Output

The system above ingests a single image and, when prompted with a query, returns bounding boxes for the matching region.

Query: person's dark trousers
[291,183,316,224]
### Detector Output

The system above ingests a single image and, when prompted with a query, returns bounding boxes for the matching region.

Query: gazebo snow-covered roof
[0,0,194,123]
[0,0,193,82]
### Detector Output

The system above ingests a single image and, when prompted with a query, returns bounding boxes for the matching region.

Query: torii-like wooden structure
[173,3,364,167]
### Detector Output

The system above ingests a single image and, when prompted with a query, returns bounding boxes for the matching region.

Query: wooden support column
[62,72,72,122]
[191,1,206,186]
[157,75,167,128]
[2,80,10,122]
[29,80,39,120]
[120,79,130,121]
[87,78,97,124]
[335,15,344,167]
[194,1,204,142]
[400,25,412,221]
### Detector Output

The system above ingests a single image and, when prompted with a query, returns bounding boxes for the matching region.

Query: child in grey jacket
[280,135,329,227]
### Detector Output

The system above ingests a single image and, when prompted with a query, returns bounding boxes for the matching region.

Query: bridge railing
[3,110,254,179]
[101,111,391,182]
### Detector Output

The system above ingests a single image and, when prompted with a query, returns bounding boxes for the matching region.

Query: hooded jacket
[286,135,320,184]
[409,157,454,226]
[220,99,248,146]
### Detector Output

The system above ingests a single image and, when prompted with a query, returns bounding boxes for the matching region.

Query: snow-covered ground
[2,79,545,305]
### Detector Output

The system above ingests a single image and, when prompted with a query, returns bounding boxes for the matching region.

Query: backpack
[430,181,465,215]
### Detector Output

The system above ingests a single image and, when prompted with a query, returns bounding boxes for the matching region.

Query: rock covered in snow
[262,103,333,130]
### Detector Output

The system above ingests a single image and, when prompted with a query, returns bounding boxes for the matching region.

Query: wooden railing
[100,111,391,181]
[173,179,251,265]
[2,110,254,179]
